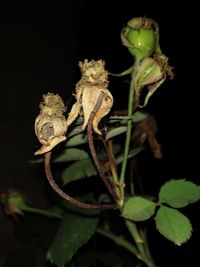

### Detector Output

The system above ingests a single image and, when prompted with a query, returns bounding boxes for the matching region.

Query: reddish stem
[44,151,117,210]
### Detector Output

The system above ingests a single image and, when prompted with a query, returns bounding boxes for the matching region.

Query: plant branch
[87,91,119,202]
[44,151,117,210]
[107,139,118,175]
[96,228,141,260]
[101,138,122,204]
[101,139,118,183]
[22,206,63,219]
[126,220,156,267]
[119,67,137,184]
[129,159,135,195]
[140,229,154,263]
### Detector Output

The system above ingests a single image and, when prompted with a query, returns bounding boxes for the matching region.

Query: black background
[0,1,199,266]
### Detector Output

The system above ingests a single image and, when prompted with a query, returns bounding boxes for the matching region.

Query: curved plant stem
[87,91,119,203]
[44,151,117,210]
[101,138,121,201]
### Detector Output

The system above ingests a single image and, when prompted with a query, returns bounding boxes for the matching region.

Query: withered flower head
[66,59,113,135]
[34,93,67,155]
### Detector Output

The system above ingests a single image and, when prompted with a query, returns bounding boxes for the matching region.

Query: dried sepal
[34,93,67,155]
[66,59,113,135]
[132,116,162,159]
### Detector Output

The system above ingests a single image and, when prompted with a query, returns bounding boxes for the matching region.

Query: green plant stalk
[120,65,136,185]
[107,141,123,206]
[140,229,154,263]
[22,206,63,219]
[110,165,119,185]
[126,220,156,267]
[109,165,124,208]
[130,159,135,195]
[96,228,141,260]
[110,165,121,200]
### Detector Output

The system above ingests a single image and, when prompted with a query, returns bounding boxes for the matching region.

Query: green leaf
[30,147,88,164]
[106,126,127,140]
[66,133,88,147]
[67,127,83,138]
[116,147,144,164]
[48,213,98,267]
[108,116,132,124]
[67,122,84,138]
[62,158,97,185]
[108,112,148,126]
[155,206,192,245]
[159,179,200,208]
[122,196,156,221]
[54,148,89,163]
[132,111,148,123]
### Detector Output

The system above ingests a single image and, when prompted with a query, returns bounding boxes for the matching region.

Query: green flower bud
[135,57,163,87]
[121,17,157,61]
[1,190,27,216]
[135,55,174,107]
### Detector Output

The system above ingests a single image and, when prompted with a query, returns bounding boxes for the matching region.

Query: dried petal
[66,89,82,127]
[81,85,101,131]
[39,92,66,116]
[79,59,108,84]
[92,90,113,135]
[66,59,113,135]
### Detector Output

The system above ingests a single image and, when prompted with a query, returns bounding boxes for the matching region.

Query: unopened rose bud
[34,93,67,155]
[135,57,164,87]
[121,17,157,61]
[135,55,174,106]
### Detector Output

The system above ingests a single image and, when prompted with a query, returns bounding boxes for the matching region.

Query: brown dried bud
[132,116,162,159]
[66,59,113,135]
[34,93,67,155]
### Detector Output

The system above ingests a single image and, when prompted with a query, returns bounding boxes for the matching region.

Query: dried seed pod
[34,93,67,155]
[66,59,113,135]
